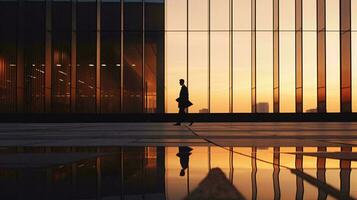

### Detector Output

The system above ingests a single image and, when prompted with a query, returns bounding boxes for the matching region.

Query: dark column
[317,147,327,200]
[340,146,352,199]
[17,0,24,112]
[251,147,257,200]
[340,0,351,112]
[273,0,279,113]
[251,0,256,113]
[70,0,77,112]
[45,0,52,112]
[273,147,280,200]
[317,0,326,113]
[295,0,303,113]
[295,147,304,200]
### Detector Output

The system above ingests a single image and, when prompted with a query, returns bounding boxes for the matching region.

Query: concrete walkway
[0,122,357,146]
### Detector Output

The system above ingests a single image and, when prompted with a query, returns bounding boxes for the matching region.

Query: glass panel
[52,0,72,112]
[123,32,143,112]
[77,0,96,31]
[76,32,96,113]
[76,0,97,113]
[101,0,121,31]
[303,0,317,112]
[166,0,186,31]
[233,32,251,113]
[326,0,340,112]
[101,32,121,113]
[233,0,251,30]
[188,32,208,113]
[145,32,164,113]
[0,1,17,112]
[256,0,273,30]
[353,0,357,31]
[303,32,317,112]
[101,0,121,113]
[279,0,295,30]
[210,32,229,113]
[145,0,164,31]
[24,0,46,112]
[279,32,295,112]
[188,0,208,31]
[124,0,143,31]
[256,32,273,113]
[165,32,187,113]
[303,0,316,31]
[210,0,230,30]
[52,32,71,113]
[353,33,357,112]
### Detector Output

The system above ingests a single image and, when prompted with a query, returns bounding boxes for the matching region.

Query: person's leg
[174,107,185,125]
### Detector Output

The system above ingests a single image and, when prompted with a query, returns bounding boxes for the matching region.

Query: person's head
[179,79,185,86]
[180,169,185,176]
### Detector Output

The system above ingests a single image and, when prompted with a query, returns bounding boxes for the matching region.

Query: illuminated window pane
[166,0,186,31]
[188,32,208,113]
[145,32,164,113]
[352,0,357,31]
[188,0,208,31]
[303,32,317,112]
[279,0,295,30]
[303,0,316,30]
[123,32,143,113]
[210,0,229,30]
[279,33,295,112]
[256,32,273,113]
[326,0,340,112]
[256,0,273,30]
[233,32,251,113]
[76,32,96,113]
[352,0,357,112]
[101,32,121,113]
[166,32,187,113]
[210,32,229,113]
[302,0,317,112]
[234,0,251,30]
[352,32,357,112]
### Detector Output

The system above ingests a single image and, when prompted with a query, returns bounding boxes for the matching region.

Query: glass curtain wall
[165,0,353,113]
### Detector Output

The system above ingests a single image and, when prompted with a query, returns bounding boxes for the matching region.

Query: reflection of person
[176,146,193,176]
[174,79,193,126]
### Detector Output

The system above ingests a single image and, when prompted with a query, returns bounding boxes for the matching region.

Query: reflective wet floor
[0,146,357,200]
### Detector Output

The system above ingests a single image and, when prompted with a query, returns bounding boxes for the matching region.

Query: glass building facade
[0,0,357,114]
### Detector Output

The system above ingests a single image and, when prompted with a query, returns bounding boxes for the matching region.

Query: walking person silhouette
[174,79,193,126]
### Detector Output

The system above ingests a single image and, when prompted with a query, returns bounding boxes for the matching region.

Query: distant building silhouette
[306,108,318,113]
[256,103,269,113]
[199,108,209,113]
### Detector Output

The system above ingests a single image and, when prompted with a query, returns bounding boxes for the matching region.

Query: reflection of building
[306,108,318,113]
[0,147,165,199]
[256,103,269,113]
[0,0,355,114]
